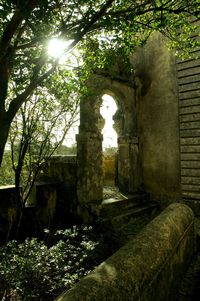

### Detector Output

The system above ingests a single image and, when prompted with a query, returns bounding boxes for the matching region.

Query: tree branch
[0,56,9,112]
[107,2,199,19]
[61,0,115,50]
[0,9,23,60]
[8,65,56,121]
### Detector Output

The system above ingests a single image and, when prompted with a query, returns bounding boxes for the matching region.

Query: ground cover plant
[0,224,110,301]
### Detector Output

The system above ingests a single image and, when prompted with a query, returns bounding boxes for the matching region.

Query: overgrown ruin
[0,27,200,299]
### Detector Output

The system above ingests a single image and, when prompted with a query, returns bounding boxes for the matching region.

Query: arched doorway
[76,75,140,208]
[100,94,118,186]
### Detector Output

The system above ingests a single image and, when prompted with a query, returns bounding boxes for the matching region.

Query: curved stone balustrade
[56,203,194,301]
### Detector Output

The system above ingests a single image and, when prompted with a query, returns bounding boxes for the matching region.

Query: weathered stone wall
[56,203,194,301]
[133,32,181,199]
[118,136,141,193]
[38,155,77,188]
[35,155,77,226]
[29,181,57,227]
[0,156,77,239]
[102,155,116,186]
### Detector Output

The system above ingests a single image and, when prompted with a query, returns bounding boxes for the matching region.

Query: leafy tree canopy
[0,0,199,165]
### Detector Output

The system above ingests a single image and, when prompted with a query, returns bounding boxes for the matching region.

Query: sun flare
[47,38,73,58]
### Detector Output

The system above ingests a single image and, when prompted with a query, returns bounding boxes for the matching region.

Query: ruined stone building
[0,23,199,236]
[75,27,200,218]
[0,22,199,301]
[55,23,200,301]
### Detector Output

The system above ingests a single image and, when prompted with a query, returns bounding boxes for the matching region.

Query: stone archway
[100,94,117,186]
[76,74,141,211]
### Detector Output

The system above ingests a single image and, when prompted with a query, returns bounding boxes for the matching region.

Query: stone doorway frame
[76,74,141,209]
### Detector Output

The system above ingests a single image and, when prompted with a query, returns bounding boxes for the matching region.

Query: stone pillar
[118,136,141,193]
[76,131,103,204]
[76,86,105,210]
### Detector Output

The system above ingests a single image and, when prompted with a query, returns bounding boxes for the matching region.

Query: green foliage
[9,65,80,204]
[54,144,77,155]
[0,0,199,107]
[0,150,15,186]
[0,225,103,301]
[103,146,118,158]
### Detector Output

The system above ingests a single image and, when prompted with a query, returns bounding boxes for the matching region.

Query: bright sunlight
[47,38,73,58]
[100,94,118,149]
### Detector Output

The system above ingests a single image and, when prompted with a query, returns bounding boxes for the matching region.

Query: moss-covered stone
[56,203,194,301]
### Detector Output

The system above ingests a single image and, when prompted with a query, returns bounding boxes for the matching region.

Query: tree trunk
[0,112,12,166]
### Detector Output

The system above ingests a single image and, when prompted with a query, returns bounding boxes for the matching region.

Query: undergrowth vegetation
[0,225,108,301]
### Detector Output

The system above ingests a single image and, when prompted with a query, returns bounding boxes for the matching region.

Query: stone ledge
[56,203,194,301]
[47,155,77,164]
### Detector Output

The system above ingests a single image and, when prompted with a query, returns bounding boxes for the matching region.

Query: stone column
[76,131,103,204]
[118,136,141,193]
[76,86,105,221]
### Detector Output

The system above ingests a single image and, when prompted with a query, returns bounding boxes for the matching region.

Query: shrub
[0,225,102,301]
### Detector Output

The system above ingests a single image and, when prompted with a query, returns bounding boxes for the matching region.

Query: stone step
[101,192,150,217]
[100,201,160,250]
[100,190,160,241]
[110,202,159,230]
